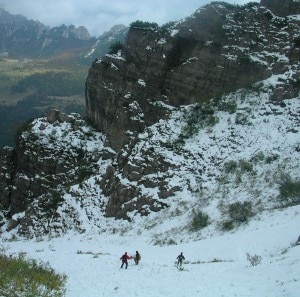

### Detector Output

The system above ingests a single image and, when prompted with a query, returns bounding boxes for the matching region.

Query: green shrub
[227,201,254,223]
[159,21,176,33]
[243,2,259,9]
[294,36,300,47]
[206,114,220,126]
[224,159,254,175]
[109,41,123,54]
[0,253,66,296]
[221,220,235,231]
[265,153,279,164]
[239,160,253,173]
[246,253,262,266]
[217,100,237,114]
[278,174,300,206]
[291,74,300,87]
[272,17,288,29]
[190,210,210,231]
[224,160,238,173]
[264,10,273,21]
[130,20,159,30]
[251,151,265,163]
[180,103,219,138]
[238,53,252,65]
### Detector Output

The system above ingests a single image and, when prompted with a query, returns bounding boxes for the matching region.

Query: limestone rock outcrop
[85,1,300,152]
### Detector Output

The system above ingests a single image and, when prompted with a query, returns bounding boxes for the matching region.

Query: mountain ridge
[0,2,299,296]
[0,7,128,60]
[0,0,299,238]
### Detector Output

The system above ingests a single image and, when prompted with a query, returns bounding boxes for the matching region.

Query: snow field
[2,204,300,297]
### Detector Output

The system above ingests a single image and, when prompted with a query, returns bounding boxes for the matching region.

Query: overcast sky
[0,0,259,37]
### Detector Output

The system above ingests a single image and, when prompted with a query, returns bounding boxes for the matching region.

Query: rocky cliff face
[85,1,300,152]
[0,110,105,233]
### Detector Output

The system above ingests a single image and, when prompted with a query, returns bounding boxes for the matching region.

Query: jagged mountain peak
[0,7,128,59]
[101,24,127,37]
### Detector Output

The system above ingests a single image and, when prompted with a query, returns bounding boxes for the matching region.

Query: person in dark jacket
[134,251,141,265]
[120,252,132,269]
[177,252,185,268]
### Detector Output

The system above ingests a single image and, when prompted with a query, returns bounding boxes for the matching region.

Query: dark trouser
[121,261,128,269]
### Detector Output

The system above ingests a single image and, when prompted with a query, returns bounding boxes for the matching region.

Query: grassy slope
[0,252,66,297]
[0,57,88,147]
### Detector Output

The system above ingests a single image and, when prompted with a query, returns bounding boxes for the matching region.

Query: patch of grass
[153,236,177,246]
[0,253,67,297]
[223,159,255,175]
[191,258,233,264]
[238,160,254,173]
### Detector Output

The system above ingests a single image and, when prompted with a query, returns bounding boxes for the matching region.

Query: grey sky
[0,0,259,37]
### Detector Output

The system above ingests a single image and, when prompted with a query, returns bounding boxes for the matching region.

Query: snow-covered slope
[2,205,300,297]
[0,2,299,295]
[1,66,299,296]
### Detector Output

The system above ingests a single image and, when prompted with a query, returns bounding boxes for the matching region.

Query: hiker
[134,251,141,265]
[177,252,185,267]
[120,252,132,269]
[296,235,300,245]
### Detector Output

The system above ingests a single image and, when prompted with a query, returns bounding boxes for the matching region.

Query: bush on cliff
[130,20,159,30]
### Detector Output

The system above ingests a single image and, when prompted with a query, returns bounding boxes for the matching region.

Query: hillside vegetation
[0,252,66,297]
[0,58,87,147]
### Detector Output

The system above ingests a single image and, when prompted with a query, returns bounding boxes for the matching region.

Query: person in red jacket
[120,252,132,269]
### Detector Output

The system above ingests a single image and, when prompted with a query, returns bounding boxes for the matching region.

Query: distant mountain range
[0,8,128,148]
[0,8,128,62]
